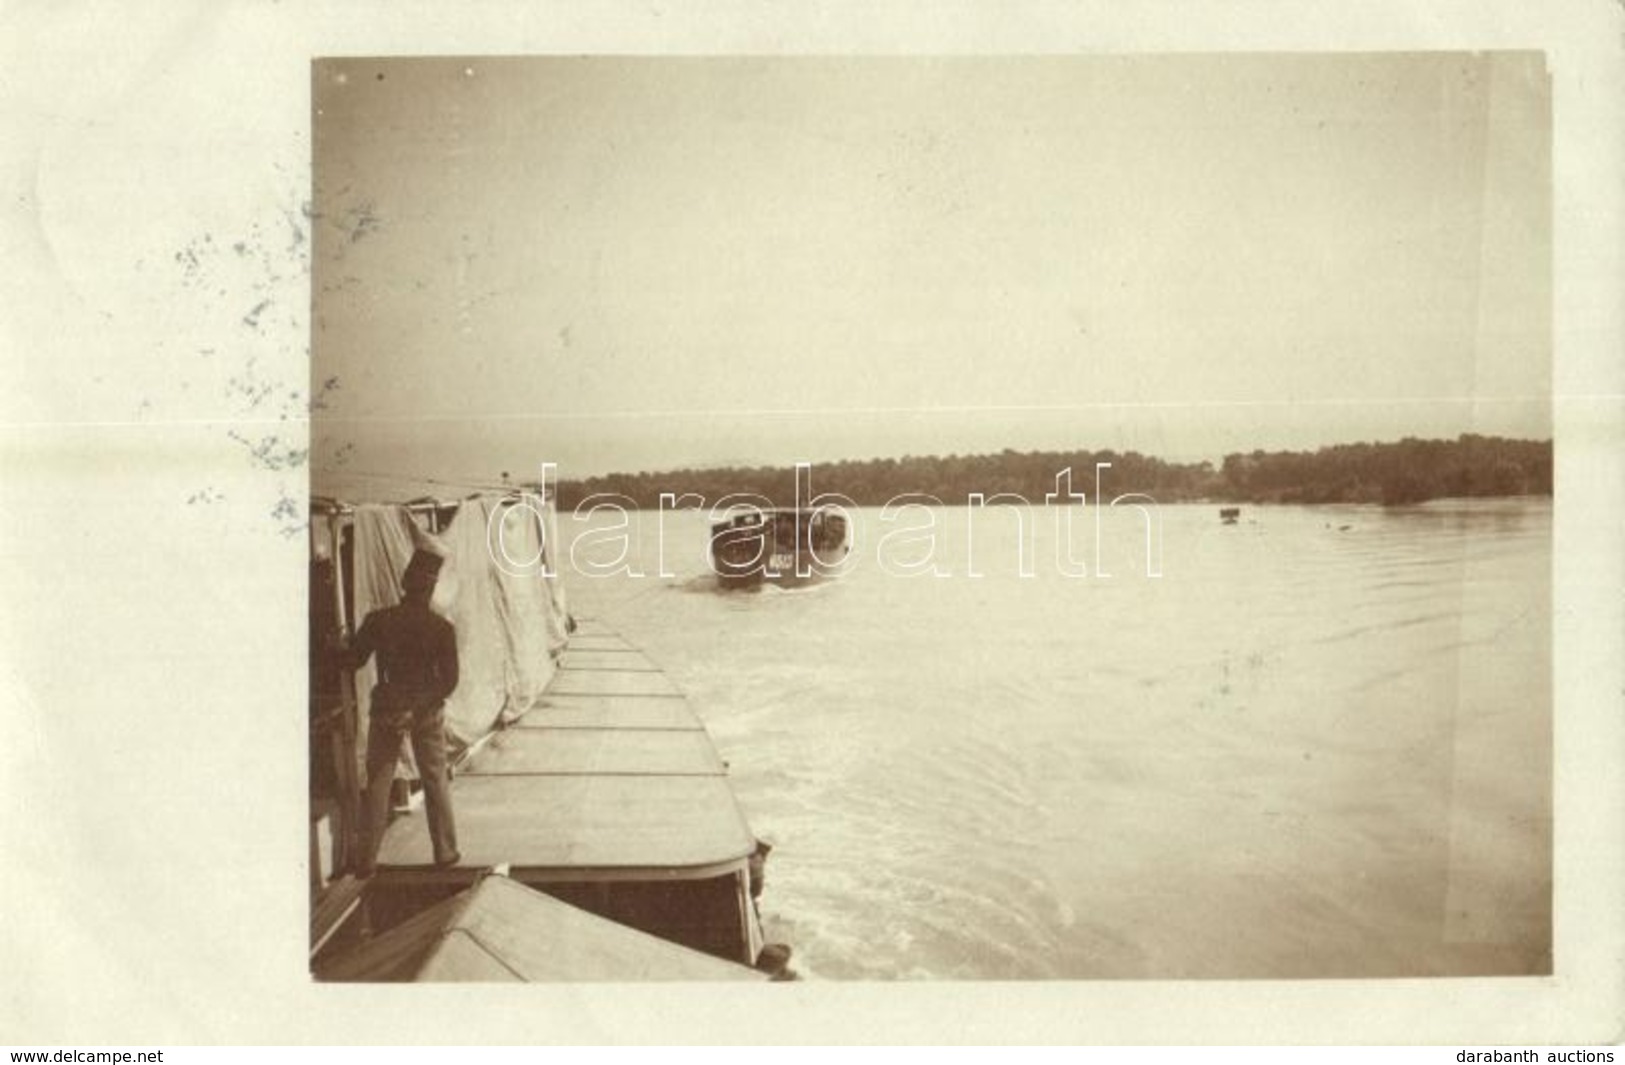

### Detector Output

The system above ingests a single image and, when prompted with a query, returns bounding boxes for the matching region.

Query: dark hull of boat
[710,510,849,590]
[714,553,840,589]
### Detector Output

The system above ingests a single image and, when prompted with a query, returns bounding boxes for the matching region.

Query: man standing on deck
[337,548,461,876]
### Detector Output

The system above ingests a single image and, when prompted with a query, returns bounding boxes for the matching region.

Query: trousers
[358,705,458,872]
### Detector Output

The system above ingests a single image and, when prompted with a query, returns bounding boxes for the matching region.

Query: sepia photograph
[6,0,1623,1047]
[307,54,1554,983]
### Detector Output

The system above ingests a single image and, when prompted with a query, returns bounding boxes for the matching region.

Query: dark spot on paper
[227,430,308,472]
[174,246,201,277]
[174,188,317,492]
[186,488,226,505]
[308,376,341,412]
[283,207,306,254]
[227,373,276,408]
[339,201,382,244]
[272,491,307,537]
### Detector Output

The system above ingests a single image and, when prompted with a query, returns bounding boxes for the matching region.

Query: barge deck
[352,618,768,969]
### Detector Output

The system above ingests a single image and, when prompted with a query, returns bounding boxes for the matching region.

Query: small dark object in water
[1219,506,1241,524]
[748,839,773,900]
[755,942,797,980]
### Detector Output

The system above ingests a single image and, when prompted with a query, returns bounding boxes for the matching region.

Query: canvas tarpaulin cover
[350,494,568,760]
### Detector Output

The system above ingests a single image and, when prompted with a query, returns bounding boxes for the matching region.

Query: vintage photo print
[307,53,1552,983]
[4,1,1619,1047]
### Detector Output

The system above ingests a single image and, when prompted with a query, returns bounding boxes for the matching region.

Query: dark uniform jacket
[344,601,459,720]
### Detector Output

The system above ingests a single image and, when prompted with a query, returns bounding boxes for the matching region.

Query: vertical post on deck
[737,868,761,966]
[330,514,360,874]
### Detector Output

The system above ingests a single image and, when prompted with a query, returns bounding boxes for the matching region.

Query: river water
[559,499,1551,979]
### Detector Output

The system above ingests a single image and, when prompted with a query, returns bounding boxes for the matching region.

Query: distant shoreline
[554,434,1552,511]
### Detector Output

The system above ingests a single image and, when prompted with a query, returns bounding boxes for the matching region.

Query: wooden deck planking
[375,619,750,877]
[546,668,682,697]
[562,635,638,652]
[558,650,662,672]
[465,727,724,777]
[378,774,755,870]
[516,695,705,731]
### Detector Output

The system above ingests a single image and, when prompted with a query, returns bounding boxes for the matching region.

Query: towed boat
[709,508,850,590]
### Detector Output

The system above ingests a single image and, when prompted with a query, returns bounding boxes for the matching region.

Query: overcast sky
[311,53,1550,493]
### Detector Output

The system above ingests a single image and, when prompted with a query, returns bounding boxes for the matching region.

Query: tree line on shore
[552,434,1552,510]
